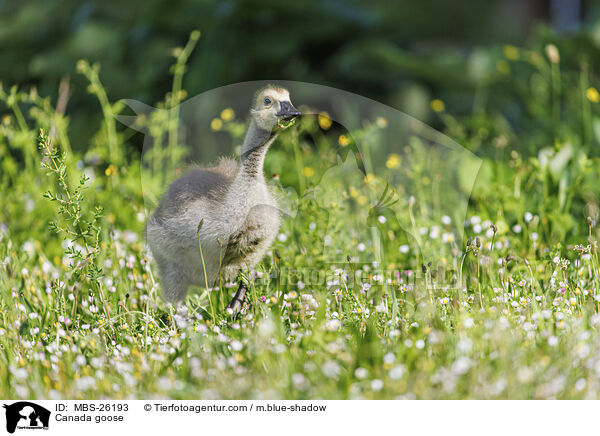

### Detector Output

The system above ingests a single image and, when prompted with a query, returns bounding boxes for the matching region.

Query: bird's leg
[226,281,248,316]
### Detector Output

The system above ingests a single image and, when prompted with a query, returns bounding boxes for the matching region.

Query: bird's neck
[239,119,277,180]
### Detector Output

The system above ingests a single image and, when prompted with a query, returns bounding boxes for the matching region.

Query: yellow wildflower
[318,112,332,130]
[105,164,116,176]
[503,45,520,61]
[220,108,234,121]
[385,153,401,169]
[430,99,445,112]
[376,117,388,128]
[302,166,315,177]
[586,87,600,103]
[210,118,223,131]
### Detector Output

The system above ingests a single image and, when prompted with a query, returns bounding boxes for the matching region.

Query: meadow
[1,34,600,399]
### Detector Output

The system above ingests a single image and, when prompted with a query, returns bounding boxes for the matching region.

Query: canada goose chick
[147,85,300,313]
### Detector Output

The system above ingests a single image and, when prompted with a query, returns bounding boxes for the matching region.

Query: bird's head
[250,85,300,132]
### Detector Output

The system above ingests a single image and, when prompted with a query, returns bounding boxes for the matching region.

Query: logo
[2,402,50,434]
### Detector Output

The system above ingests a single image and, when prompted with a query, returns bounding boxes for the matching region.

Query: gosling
[147,85,300,314]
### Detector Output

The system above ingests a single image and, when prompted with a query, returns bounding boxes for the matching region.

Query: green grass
[1,35,600,399]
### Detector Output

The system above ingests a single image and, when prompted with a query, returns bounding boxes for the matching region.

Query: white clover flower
[321,360,341,378]
[575,378,587,392]
[442,232,455,243]
[457,338,473,353]
[292,373,309,390]
[451,357,471,375]
[14,368,28,380]
[383,352,395,364]
[389,365,405,380]
[389,329,401,338]
[517,367,533,383]
[325,319,341,332]
[194,324,208,333]
[157,377,172,391]
[354,367,368,380]
[371,379,384,391]
[273,343,286,354]
[577,343,590,359]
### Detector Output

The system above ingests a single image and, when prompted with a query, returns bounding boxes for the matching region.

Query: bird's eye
[264,97,272,106]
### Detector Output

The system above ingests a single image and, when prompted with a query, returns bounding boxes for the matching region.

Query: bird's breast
[221,209,279,266]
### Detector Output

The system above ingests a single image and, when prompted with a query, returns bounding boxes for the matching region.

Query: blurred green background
[3,0,600,152]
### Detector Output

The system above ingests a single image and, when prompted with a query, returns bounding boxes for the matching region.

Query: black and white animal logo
[2,402,50,433]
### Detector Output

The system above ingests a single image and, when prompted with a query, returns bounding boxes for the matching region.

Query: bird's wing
[152,163,237,222]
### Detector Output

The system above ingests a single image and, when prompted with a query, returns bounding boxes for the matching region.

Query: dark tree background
[1,0,598,147]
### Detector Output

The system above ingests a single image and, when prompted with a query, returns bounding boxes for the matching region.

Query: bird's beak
[276,101,301,128]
